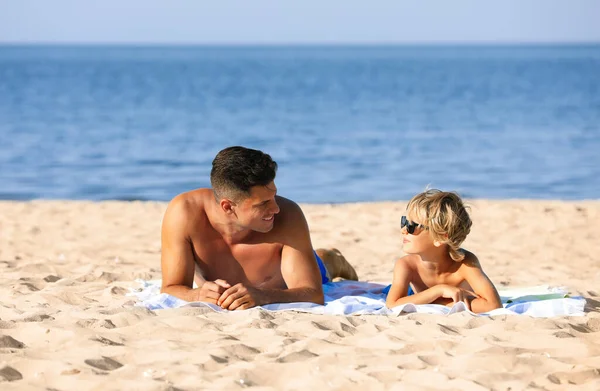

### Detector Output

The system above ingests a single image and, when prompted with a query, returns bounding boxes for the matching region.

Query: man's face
[234,182,280,233]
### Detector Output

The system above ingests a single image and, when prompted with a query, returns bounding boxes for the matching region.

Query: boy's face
[401,215,433,254]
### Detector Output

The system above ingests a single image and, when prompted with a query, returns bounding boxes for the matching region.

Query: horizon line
[1,40,600,47]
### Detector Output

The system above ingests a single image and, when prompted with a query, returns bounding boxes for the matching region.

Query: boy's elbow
[474,299,502,313]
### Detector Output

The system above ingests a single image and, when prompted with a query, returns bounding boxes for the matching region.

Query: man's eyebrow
[253,200,270,207]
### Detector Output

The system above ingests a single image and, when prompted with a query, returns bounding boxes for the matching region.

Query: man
[160,146,358,310]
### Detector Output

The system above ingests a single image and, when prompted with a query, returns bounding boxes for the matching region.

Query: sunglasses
[401,216,427,234]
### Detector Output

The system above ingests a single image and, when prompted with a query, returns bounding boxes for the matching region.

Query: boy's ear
[433,234,449,247]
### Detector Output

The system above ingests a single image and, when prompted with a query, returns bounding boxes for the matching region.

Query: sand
[1,199,599,390]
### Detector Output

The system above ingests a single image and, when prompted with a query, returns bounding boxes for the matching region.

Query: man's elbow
[160,283,177,295]
[312,289,325,305]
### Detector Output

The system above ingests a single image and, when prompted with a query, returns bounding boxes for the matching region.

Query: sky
[1,0,599,45]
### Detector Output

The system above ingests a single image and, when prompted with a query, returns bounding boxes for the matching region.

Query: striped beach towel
[128,280,586,317]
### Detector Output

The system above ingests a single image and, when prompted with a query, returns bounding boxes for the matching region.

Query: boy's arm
[386,258,441,308]
[461,261,502,313]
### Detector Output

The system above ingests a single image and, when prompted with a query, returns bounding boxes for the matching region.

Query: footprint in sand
[43,275,61,283]
[209,354,228,364]
[310,320,357,336]
[0,335,25,349]
[20,313,54,322]
[339,322,358,335]
[17,282,41,292]
[417,354,443,366]
[553,331,575,338]
[465,317,491,329]
[0,321,16,329]
[344,316,367,327]
[276,349,318,363]
[547,369,600,385]
[221,344,261,361]
[587,318,600,332]
[52,291,97,305]
[198,353,231,372]
[90,335,124,346]
[76,319,116,330]
[568,322,596,333]
[245,319,277,329]
[0,366,23,382]
[395,340,456,355]
[108,286,128,295]
[437,324,462,336]
[84,357,123,371]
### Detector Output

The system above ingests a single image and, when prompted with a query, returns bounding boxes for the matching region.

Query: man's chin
[255,219,275,233]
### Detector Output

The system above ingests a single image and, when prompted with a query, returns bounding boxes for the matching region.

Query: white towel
[128,280,586,317]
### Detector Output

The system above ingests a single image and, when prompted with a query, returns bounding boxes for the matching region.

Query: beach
[1,199,599,390]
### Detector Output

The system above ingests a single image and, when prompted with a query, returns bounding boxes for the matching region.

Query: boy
[385,189,502,313]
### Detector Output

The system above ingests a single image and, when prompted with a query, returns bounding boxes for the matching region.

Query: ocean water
[0,45,599,203]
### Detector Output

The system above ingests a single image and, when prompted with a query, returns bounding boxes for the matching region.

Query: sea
[0,45,599,203]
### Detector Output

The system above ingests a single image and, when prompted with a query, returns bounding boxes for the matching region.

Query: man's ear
[220,199,235,214]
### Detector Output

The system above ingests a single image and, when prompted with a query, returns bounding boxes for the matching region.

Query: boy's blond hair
[406,189,472,262]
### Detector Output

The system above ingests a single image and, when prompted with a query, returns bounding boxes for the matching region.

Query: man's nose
[271,200,280,215]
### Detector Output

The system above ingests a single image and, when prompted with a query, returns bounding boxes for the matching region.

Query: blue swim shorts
[382,284,414,297]
[314,251,329,284]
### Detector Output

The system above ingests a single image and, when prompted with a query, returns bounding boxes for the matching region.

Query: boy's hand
[436,285,478,310]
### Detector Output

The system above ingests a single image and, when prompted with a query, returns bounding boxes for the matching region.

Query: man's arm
[160,196,229,303]
[218,201,324,310]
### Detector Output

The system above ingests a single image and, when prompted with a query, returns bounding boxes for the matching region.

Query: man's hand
[435,284,478,311]
[194,279,231,304]
[217,283,263,311]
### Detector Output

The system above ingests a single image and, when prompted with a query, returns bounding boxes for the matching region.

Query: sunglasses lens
[401,216,415,234]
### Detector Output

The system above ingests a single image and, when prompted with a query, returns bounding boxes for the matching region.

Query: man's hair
[406,189,472,262]
[210,146,278,201]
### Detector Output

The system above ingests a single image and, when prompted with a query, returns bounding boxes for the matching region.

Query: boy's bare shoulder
[457,249,483,270]
[396,254,420,269]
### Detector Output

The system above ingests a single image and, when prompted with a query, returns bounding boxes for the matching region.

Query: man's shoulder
[169,188,212,207]
[275,195,302,213]
[271,196,308,237]
[164,189,212,222]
